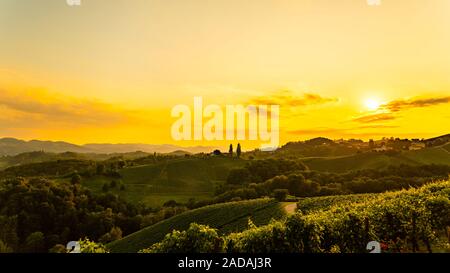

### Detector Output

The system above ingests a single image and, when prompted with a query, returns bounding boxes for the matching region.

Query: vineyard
[296,193,378,214]
[108,198,286,253]
[140,180,450,253]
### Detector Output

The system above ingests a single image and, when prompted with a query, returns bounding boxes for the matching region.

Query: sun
[364,98,381,111]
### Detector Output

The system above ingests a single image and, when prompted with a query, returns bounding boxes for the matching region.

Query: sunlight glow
[364,98,381,111]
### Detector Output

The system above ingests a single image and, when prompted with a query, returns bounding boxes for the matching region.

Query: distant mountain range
[0,138,217,156]
[1,134,448,157]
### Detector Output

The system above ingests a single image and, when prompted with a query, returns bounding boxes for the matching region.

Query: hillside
[79,157,246,207]
[277,137,359,157]
[443,143,450,152]
[0,137,217,156]
[0,151,149,170]
[139,180,450,253]
[83,143,215,154]
[0,156,246,207]
[0,138,93,155]
[107,198,286,253]
[296,193,378,214]
[300,146,450,172]
[0,159,97,178]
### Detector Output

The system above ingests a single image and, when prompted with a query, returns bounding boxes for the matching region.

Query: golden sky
[1,0,450,148]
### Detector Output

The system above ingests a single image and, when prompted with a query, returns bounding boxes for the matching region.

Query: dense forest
[0,177,188,252]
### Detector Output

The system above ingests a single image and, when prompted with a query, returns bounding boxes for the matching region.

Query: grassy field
[77,157,245,207]
[403,146,450,164]
[301,147,450,172]
[107,198,286,253]
[443,143,450,152]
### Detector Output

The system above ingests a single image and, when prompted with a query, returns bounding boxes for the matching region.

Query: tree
[49,244,67,253]
[266,175,289,190]
[96,163,106,175]
[71,173,82,185]
[226,168,251,185]
[236,143,242,158]
[186,198,196,209]
[273,189,288,202]
[213,149,222,156]
[100,226,123,244]
[0,177,147,253]
[24,232,45,253]
[0,215,19,251]
[369,139,375,150]
[0,240,13,253]
[229,144,233,157]
[163,200,178,207]
[110,226,122,240]
[287,173,306,196]
[117,160,126,169]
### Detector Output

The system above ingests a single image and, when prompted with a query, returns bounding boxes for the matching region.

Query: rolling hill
[0,150,150,170]
[0,155,246,207]
[0,137,217,156]
[0,138,92,155]
[300,146,450,172]
[107,198,287,253]
[79,157,246,207]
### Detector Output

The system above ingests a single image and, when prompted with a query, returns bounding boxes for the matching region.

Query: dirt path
[283,202,297,214]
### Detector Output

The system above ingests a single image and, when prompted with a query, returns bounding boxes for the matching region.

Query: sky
[1,0,450,149]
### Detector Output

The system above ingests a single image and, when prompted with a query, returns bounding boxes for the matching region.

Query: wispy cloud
[0,89,129,126]
[352,113,397,123]
[381,96,450,112]
[288,127,345,135]
[288,124,399,136]
[249,90,338,107]
[352,95,450,124]
[357,125,399,129]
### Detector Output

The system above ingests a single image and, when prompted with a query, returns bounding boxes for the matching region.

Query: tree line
[207,162,450,204]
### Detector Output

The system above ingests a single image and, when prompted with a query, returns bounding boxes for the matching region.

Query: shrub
[227,168,251,185]
[273,189,288,202]
[49,244,66,253]
[285,214,322,253]
[80,238,109,253]
[141,223,224,253]
[226,221,289,253]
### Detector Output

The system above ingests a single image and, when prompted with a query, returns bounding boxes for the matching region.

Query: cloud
[249,90,338,107]
[288,127,345,135]
[287,124,398,136]
[357,125,399,129]
[381,96,450,112]
[286,127,405,139]
[0,89,128,126]
[351,113,397,123]
[351,95,450,124]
